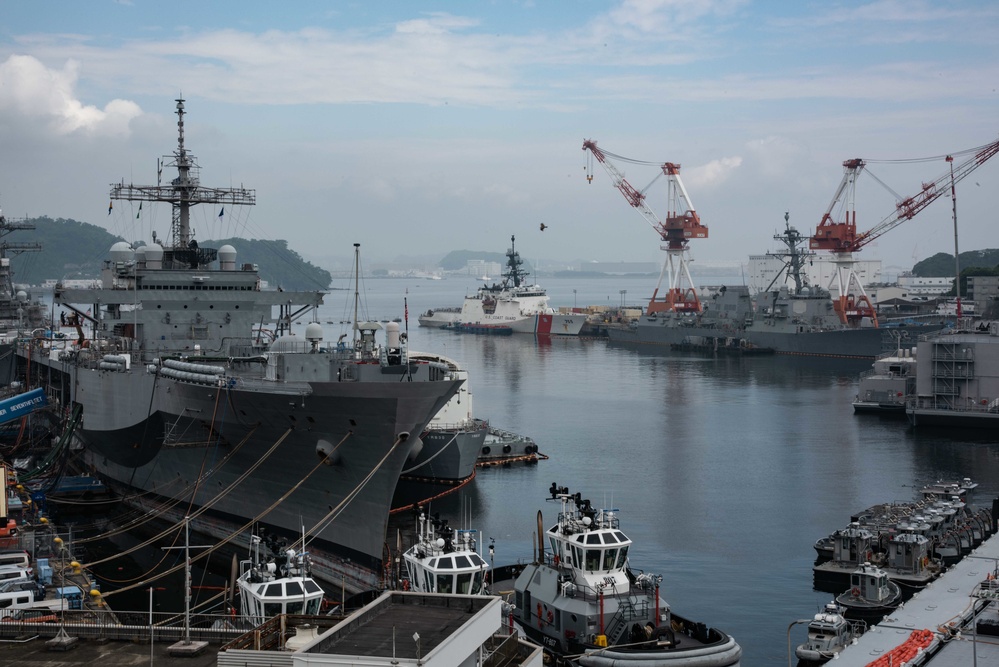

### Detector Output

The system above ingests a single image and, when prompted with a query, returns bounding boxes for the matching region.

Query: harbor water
[325,274,998,665]
[48,273,993,664]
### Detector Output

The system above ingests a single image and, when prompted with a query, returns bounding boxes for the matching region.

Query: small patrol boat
[511,484,741,666]
[794,601,865,664]
[835,562,903,623]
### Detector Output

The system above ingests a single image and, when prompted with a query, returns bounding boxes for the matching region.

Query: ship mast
[109,98,256,269]
[765,212,816,293]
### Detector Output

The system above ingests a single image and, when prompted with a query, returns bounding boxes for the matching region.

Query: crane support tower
[582,139,708,315]
[810,137,999,326]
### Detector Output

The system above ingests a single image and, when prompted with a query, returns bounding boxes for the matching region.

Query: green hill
[912,250,999,276]
[8,217,331,291]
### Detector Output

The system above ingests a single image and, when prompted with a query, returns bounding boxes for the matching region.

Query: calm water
[320,275,999,665]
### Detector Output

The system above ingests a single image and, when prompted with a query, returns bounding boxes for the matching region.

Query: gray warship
[17,99,462,590]
[0,211,45,385]
[609,218,946,358]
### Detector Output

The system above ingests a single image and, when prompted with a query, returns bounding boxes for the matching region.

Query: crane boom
[854,138,999,250]
[582,139,707,314]
[811,138,999,253]
[582,140,707,250]
[809,136,999,327]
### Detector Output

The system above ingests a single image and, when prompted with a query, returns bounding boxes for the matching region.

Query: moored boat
[419,236,584,336]
[400,509,490,595]
[609,221,946,358]
[16,99,462,593]
[511,484,741,666]
[835,562,903,623]
[794,601,865,664]
[237,533,325,625]
[852,347,918,413]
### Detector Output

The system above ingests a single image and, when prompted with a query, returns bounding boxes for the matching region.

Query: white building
[897,274,954,296]
[747,255,882,297]
[464,260,503,279]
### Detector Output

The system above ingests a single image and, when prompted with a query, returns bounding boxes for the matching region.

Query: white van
[0,565,32,586]
[0,552,30,570]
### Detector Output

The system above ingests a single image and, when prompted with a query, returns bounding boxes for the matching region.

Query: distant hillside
[912,250,999,276]
[8,217,331,291]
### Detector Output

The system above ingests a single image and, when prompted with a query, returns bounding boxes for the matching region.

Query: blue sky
[1,0,997,274]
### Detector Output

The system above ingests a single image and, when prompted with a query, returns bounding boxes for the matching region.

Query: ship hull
[24,348,461,578]
[609,319,945,359]
[406,421,485,482]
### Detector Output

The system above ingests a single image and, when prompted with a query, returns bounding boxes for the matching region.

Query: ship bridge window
[585,534,601,544]
[602,548,618,570]
[616,546,628,568]
[585,549,601,571]
[603,533,619,543]
[287,600,304,614]
[470,571,485,595]
[439,557,454,570]
[470,554,486,567]
[305,581,322,594]
[264,583,283,597]
[428,558,437,569]
[614,531,627,542]
[436,574,453,593]
[286,581,303,596]
[264,602,281,616]
[455,555,472,568]
[456,573,473,593]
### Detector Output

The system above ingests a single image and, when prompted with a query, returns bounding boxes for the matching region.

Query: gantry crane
[582,140,708,314]
[810,138,999,326]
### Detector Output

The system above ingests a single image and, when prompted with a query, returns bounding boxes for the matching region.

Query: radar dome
[15,290,27,304]
[144,243,164,269]
[110,241,134,263]
[305,322,324,342]
[218,244,237,270]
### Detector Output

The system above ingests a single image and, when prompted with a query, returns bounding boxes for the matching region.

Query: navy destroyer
[17,99,462,590]
[608,218,944,358]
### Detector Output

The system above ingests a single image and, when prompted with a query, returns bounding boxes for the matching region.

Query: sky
[1,0,998,275]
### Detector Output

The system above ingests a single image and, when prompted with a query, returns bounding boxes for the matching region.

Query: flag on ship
[136,202,142,219]
[218,207,224,218]
[108,201,113,215]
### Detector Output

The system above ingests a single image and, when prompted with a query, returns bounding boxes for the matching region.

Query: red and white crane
[810,137,999,326]
[582,139,708,314]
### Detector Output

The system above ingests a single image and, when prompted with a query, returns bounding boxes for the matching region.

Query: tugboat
[835,562,903,623]
[237,533,325,625]
[794,601,866,665]
[511,484,741,666]
[400,509,490,595]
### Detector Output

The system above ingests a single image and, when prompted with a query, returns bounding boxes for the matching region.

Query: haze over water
[327,274,999,665]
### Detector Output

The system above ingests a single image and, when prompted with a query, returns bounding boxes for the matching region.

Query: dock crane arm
[810,138,999,253]
[582,139,707,250]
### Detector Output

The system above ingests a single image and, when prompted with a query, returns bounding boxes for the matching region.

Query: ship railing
[0,608,249,643]
[428,420,481,432]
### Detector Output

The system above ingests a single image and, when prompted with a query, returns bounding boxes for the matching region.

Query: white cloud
[686,156,742,189]
[0,55,142,137]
